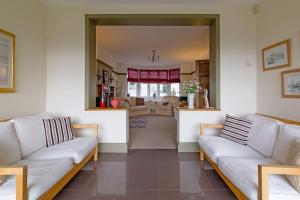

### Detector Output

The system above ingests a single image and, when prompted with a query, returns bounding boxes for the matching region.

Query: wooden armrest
[72,124,98,138]
[0,165,28,200]
[258,164,300,200]
[200,124,223,135]
[0,165,27,176]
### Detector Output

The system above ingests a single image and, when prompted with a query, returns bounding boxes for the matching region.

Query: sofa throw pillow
[219,114,253,145]
[0,153,6,185]
[42,117,75,147]
[129,97,137,106]
[136,97,145,106]
[287,138,300,192]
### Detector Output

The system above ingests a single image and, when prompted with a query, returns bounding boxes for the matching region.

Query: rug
[129,118,147,128]
[129,116,177,149]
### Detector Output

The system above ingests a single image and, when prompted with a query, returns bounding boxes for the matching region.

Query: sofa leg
[94,147,98,162]
[92,148,98,171]
[199,149,205,161]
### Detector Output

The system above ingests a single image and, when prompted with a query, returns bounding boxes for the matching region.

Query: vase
[110,98,120,109]
[187,93,195,109]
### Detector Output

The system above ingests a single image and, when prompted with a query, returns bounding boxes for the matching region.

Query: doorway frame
[85,14,220,109]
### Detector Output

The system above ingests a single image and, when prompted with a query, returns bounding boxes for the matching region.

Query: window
[170,83,180,96]
[159,84,168,97]
[127,82,180,98]
[140,83,148,97]
[128,82,137,97]
[149,84,158,96]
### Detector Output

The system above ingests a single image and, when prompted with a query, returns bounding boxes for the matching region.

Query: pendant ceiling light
[148,50,159,63]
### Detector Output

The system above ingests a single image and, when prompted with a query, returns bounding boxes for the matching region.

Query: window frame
[127,82,180,98]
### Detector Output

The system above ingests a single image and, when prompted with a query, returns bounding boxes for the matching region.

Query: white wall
[178,111,225,143]
[46,6,257,145]
[0,0,47,120]
[46,7,129,145]
[97,46,117,69]
[257,0,300,121]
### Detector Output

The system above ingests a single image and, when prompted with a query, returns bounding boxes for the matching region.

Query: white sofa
[198,114,300,200]
[0,113,98,200]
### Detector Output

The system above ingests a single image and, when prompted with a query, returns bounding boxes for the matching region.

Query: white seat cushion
[198,135,264,163]
[25,137,97,163]
[12,113,53,157]
[0,158,73,200]
[273,124,300,164]
[218,157,300,200]
[245,114,283,157]
[0,122,21,165]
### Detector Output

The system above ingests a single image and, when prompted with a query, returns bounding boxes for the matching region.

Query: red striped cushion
[219,114,252,145]
[42,117,75,147]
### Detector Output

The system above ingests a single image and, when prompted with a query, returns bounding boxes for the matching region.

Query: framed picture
[281,68,300,98]
[103,70,109,85]
[262,39,291,71]
[0,28,15,93]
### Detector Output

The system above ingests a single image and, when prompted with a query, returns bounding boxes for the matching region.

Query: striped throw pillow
[42,117,75,147]
[219,115,252,145]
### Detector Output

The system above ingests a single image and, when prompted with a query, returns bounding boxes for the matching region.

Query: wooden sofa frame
[0,124,99,200]
[199,114,300,200]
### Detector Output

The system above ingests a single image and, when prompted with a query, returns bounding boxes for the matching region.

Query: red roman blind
[139,70,150,83]
[169,68,180,83]
[127,68,180,83]
[139,69,169,83]
[158,70,169,83]
[127,68,139,82]
[148,70,159,83]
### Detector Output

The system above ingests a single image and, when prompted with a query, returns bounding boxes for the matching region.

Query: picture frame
[281,68,300,98]
[103,70,109,85]
[0,28,15,93]
[262,39,291,71]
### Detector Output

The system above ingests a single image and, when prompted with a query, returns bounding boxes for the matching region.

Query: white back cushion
[273,124,300,164]
[0,122,22,164]
[245,114,282,157]
[12,113,53,157]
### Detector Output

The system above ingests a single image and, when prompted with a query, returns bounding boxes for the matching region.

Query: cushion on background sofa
[273,124,300,164]
[25,137,97,163]
[12,113,53,157]
[0,158,73,200]
[198,135,264,163]
[0,122,22,165]
[245,114,283,157]
[135,97,145,106]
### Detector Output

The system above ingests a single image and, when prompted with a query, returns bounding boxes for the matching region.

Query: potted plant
[183,80,201,109]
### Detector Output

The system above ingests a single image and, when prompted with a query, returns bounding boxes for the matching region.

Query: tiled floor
[55,150,237,200]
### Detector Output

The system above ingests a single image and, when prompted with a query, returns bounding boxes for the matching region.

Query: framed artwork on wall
[103,70,109,85]
[0,28,15,93]
[262,39,291,71]
[281,68,300,98]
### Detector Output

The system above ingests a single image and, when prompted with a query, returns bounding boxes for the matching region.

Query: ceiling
[40,0,263,7]
[96,26,209,66]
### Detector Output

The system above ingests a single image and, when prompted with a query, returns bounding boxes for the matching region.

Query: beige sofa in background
[121,96,181,117]
[120,97,153,117]
[154,96,179,116]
